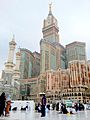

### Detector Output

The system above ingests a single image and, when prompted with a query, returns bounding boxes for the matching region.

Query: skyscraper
[19,49,40,79]
[33,51,40,77]
[40,4,66,73]
[66,41,86,67]
[19,48,35,79]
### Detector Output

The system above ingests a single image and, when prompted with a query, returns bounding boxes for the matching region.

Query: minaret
[4,35,16,72]
[13,48,21,80]
[11,49,21,88]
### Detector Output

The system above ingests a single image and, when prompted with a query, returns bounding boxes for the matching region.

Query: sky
[0,0,90,76]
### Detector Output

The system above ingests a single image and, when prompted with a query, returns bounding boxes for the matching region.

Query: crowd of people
[35,95,85,117]
[0,92,11,117]
[0,92,85,118]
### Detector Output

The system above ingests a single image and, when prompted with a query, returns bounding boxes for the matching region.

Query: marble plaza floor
[0,110,90,120]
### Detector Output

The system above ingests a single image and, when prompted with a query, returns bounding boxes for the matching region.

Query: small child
[5,99,11,116]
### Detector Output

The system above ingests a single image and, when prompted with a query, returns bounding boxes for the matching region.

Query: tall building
[40,4,66,73]
[20,48,35,79]
[66,41,86,67]
[44,60,90,103]
[19,49,40,79]
[33,51,40,77]
[42,3,59,43]
[62,60,89,103]
[46,69,69,102]
[19,77,39,101]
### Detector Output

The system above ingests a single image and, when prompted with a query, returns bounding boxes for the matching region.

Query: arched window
[78,93,81,96]
[74,93,77,96]
[67,94,69,96]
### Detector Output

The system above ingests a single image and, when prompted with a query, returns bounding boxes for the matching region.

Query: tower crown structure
[42,3,59,43]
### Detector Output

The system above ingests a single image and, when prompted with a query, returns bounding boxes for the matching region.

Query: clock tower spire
[42,3,59,43]
[49,3,52,15]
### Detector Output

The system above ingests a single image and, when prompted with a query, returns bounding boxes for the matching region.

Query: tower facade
[33,51,40,77]
[40,4,66,73]
[19,48,35,79]
[66,41,86,67]
[42,4,59,43]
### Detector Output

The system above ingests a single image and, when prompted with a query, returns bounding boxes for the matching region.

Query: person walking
[41,93,46,117]
[56,102,59,111]
[0,92,6,116]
